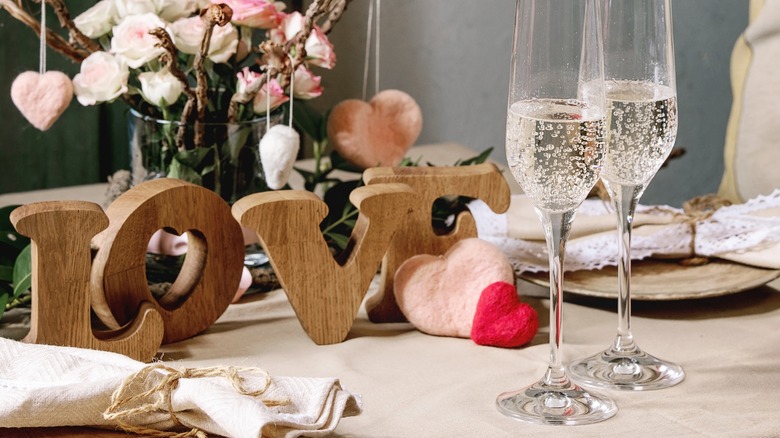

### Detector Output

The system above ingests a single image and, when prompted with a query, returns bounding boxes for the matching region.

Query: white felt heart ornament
[327,89,422,169]
[11,71,74,131]
[394,238,515,338]
[260,124,300,190]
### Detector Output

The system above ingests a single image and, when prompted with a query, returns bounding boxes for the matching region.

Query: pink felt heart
[394,238,514,338]
[10,71,74,131]
[471,281,538,348]
[327,89,422,169]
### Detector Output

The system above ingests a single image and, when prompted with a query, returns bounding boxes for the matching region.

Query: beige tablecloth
[2,144,779,437]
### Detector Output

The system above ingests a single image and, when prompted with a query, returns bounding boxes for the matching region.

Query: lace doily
[470,189,780,273]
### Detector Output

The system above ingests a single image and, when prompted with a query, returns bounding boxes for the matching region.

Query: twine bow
[103,364,288,438]
[677,194,732,266]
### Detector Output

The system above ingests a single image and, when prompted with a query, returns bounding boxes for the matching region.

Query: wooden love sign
[9,163,509,362]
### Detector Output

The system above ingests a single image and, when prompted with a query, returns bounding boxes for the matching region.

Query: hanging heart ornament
[327,89,422,169]
[11,71,74,131]
[260,124,300,190]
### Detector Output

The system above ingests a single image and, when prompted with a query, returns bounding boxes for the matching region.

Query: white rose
[74,0,117,38]
[114,0,158,18]
[110,14,168,68]
[157,0,198,22]
[139,67,184,107]
[170,16,238,64]
[72,52,129,106]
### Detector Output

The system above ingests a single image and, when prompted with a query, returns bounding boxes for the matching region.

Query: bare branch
[150,27,197,152]
[44,0,101,53]
[0,0,88,62]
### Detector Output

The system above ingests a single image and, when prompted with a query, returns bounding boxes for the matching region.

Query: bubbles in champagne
[601,80,678,186]
[506,99,606,213]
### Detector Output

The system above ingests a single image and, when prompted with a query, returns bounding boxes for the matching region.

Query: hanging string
[361,0,373,100]
[39,0,46,74]
[375,0,380,96]
[288,56,295,127]
[265,67,271,131]
[362,0,381,100]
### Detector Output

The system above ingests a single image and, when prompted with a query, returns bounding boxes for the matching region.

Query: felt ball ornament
[11,71,73,131]
[260,124,300,190]
[471,281,538,348]
[327,89,422,169]
[393,238,514,338]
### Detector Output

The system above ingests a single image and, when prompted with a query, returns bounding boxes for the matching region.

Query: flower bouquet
[3,0,348,202]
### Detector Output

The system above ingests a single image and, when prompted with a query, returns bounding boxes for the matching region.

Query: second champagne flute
[496,0,616,425]
[568,0,685,390]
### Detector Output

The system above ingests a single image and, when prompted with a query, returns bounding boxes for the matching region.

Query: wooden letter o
[91,179,244,344]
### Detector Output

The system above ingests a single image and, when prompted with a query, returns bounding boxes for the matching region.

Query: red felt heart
[327,89,422,169]
[10,71,73,131]
[471,281,538,348]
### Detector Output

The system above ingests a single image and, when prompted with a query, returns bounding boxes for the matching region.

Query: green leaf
[455,147,494,166]
[173,147,212,168]
[0,265,12,283]
[168,147,212,185]
[292,100,325,142]
[12,244,31,300]
[0,292,9,322]
[168,160,203,185]
[222,125,252,165]
[325,232,350,251]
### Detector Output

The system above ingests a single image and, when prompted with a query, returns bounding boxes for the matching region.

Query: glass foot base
[496,379,617,425]
[568,347,685,391]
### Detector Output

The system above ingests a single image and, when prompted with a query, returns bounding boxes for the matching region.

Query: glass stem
[539,209,575,387]
[609,183,643,353]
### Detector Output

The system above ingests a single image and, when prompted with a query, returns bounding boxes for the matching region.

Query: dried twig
[150,28,198,152]
[319,0,350,34]
[191,4,233,148]
[44,0,101,53]
[0,0,88,62]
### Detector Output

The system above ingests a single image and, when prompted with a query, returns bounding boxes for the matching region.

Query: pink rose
[292,66,322,100]
[236,67,264,96]
[304,27,336,69]
[72,52,129,105]
[280,11,303,41]
[73,0,117,38]
[110,13,168,68]
[252,78,289,114]
[215,0,280,29]
[170,16,239,64]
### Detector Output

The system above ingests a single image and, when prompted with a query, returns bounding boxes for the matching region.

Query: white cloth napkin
[471,189,780,273]
[0,338,362,437]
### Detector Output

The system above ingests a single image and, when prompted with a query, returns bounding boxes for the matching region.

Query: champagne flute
[496,0,616,425]
[568,0,685,390]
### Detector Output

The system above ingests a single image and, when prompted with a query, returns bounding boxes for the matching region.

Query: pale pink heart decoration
[327,89,422,169]
[393,238,515,338]
[10,71,74,131]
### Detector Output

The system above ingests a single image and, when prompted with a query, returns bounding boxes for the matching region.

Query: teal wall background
[0,0,749,207]
[0,0,129,193]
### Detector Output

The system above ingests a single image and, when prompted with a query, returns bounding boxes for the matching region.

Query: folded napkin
[471,189,780,273]
[0,338,361,437]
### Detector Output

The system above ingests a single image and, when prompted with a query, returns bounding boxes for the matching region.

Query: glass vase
[127,108,283,204]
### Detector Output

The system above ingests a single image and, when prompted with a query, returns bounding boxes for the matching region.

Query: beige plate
[521,260,780,300]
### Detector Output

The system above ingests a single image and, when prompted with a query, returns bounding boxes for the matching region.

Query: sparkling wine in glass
[496,0,617,425]
[567,0,685,391]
